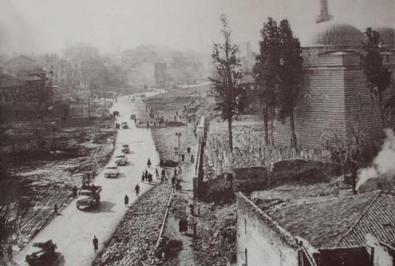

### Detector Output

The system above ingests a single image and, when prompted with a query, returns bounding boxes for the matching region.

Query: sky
[0,0,394,55]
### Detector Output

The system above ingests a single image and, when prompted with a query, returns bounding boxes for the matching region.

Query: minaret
[316,0,333,23]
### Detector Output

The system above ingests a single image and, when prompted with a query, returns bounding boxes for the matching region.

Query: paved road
[14,94,159,266]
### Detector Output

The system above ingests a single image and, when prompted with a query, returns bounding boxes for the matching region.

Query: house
[236,191,395,266]
[0,70,52,121]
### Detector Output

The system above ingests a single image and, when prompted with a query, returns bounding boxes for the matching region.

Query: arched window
[320,94,329,106]
[304,93,312,104]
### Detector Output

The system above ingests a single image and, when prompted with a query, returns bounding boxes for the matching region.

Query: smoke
[356,128,395,190]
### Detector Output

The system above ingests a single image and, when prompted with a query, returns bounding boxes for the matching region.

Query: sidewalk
[162,125,198,266]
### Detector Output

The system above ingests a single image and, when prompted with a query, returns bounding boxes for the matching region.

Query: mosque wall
[275,62,347,149]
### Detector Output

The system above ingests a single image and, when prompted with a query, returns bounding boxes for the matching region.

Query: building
[270,0,395,148]
[0,69,53,121]
[154,62,167,89]
[237,191,395,266]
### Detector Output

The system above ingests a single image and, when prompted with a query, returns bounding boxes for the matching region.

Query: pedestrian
[189,203,195,216]
[155,168,159,179]
[7,245,12,261]
[161,168,166,181]
[193,222,197,238]
[173,168,177,177]
[124,195,129,205]
[54,204,59,215]
[190,154,194,164]
[135,184,140,196]
[92,235,99,252]
[148,173,153,183]
[181,154,185,162]
[147,158,152,168]
[72,185,78,198]
[141,172,145,182]
[171,176,176,188]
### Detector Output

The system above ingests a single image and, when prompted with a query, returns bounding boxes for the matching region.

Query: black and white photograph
[0,0,394,265]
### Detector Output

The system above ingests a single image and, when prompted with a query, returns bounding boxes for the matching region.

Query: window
[304,93,312,104]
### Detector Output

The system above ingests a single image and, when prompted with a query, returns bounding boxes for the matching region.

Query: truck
[25,240,57,265]
[76,184,102,210]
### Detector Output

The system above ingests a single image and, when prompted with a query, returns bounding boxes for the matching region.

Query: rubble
[1,117,116,248]
[94,183,173,266]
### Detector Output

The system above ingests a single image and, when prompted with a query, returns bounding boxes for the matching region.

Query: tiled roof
[336,192,395,248]
[265,191,395,249]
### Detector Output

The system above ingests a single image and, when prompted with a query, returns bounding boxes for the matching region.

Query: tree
[360,28,392,126]
[253,17,281,146]
[277,19,304,149]
[210,15,243,152]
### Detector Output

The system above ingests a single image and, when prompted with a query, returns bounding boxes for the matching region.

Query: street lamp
[175,132,182,166]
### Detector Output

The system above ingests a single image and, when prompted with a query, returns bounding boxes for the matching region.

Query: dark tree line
[254,17,303,148]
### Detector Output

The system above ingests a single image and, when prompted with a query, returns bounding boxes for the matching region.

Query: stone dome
[375,27,395,47]
[310,22,364,47]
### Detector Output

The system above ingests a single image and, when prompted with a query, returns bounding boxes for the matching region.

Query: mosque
[275,0,395,148]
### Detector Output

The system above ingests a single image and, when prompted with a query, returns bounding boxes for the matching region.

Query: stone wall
[236,193,300,266]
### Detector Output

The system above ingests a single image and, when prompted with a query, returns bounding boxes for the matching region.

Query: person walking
[135,184,140,196]
[155,168,159,179]
[7,245,12,261]
[72,185,78,198]
[147,158,152,168]
[54,204,59,215]
[92,235,99,252]
[124,195,129,205]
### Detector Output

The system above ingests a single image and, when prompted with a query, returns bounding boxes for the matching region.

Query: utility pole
[175,132,182,166]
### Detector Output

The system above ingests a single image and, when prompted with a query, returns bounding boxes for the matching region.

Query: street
[14,95,160,266]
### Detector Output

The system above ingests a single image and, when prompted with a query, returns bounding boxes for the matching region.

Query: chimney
[316,0,333,23]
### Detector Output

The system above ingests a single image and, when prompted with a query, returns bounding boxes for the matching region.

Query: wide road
[15,94,160,266]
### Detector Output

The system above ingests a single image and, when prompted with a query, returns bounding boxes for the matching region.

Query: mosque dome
[375,27,395,47]
[309,22,365,47]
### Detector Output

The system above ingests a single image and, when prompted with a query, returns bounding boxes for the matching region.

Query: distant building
[0,69,53,121]
[154,62,167,88]
[237,191,395,266]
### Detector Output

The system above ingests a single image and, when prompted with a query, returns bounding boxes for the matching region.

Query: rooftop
[253,190,395,249]
[0,74,25,88]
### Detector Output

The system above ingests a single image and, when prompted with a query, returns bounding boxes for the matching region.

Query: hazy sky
[0,0,394,55]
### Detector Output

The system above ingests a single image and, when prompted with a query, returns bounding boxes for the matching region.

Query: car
[115,154,128,166]
[76,185,101,210]
[121,144,130,154]
[121,122,128,129]
[104,165,120,178]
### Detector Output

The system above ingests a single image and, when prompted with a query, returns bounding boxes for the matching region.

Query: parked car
[121,144,130,154]
[121,122,128,129]
[115,154,128,166]
[104,165,120,178]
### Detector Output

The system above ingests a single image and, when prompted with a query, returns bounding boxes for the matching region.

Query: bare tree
[209,15,243,152]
